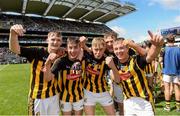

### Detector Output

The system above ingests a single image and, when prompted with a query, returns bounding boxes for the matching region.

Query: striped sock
[176,101,180,110]
[165,101,170,108]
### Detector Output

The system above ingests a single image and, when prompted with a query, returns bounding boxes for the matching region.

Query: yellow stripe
[49,79,54,97]
[29,60,34,97]
[59,71,62,92]
[98,61,105,92]
[62,70,67,101]
[32,61,43,98]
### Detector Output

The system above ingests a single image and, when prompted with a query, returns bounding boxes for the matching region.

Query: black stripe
[45,81,51,98]
[66,80,70,102]
[89,76,93,92]
[94,70,99,93]
[52,82,56,96]
[101,69,106,92]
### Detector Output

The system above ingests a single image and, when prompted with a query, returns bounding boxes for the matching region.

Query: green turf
[0,64,179,115]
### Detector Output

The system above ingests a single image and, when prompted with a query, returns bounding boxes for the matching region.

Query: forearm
[146,45,162,63]
[9,32,20,54]
[130,43,147,56]
[43,64,54,81]
[110,66,120,83]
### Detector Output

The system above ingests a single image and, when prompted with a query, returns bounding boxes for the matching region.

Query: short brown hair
[166,34,175,43]
[104,32,117,40]
[48,31,62,38]
[67,36,80,45]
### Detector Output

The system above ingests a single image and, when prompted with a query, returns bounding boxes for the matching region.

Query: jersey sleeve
[19,47,39,62]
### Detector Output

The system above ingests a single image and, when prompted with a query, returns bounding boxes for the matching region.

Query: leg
[62,111,72,115]
[164,81,171,101]
[74,110,83,115]
[102,104,115,115]
[163,74,172,111]
[84,105,95,115]
[173,77,180,111]
[118,102,124,116]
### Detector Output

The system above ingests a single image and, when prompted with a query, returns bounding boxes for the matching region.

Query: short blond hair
[92,37,106,48]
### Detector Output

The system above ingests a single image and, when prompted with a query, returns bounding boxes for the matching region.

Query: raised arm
[146,31,164,63]
[105,57,120,83]
[42,53,59,81]
[9,24,25,54]
[123,39,147,56]
[79,36,92,53]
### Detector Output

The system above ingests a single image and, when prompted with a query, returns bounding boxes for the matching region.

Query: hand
[79,36,87,47]
[105,56,115,69]
[148,30,164,46]
[56,47,66,57]
[10,24,26,36]
[123,39,134,47]
[45,53,58,65]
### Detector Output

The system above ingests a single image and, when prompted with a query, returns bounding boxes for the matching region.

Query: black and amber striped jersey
[19,47,60,99]
[83,51,109,93]
[51,55,85,102]
[113,55,154,103]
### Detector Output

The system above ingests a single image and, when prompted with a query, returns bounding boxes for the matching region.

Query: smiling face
[92,37,106,59]
[67,37,81,61]
[47,31,62,53]
[113,40,129,63]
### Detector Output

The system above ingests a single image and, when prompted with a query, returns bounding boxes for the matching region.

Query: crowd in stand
[0,47,25,64]
[0,14,111,34]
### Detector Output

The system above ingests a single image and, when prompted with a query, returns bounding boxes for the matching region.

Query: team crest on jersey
[67,62,82,80]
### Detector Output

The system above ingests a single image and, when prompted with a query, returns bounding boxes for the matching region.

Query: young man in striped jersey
[79,37,115,115]
[108,31,164,116]
[43,37,85,115]
[9,24,63,115]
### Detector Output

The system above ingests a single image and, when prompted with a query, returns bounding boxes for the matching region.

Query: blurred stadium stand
[0,0,136,64]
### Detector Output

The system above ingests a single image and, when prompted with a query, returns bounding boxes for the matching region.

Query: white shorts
[124,97,154,116]
[29,94,60,115]
[84,89,113,106]
[113,82,124,103]
[163,74,179,83]
[60,99,84,112]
